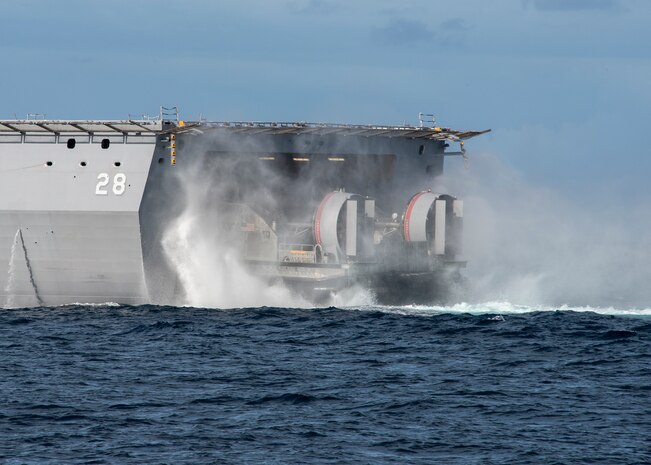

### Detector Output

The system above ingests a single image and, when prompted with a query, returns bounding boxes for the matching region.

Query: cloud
[287,0,339,15]
[524,0,619,11]
[437,17,470,48]
[440,17,468,31]
[373,18,435,46]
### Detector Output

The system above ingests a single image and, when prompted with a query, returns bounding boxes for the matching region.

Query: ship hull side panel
[0,141,155,307]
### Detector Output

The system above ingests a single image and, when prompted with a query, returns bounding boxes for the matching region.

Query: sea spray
[162,210,308,308]
[161,209,384,309]
[3,229,20,308]
[3,229,43,308]
[436,153,651,308]
[158,129,383,309]
[329,284,377,308]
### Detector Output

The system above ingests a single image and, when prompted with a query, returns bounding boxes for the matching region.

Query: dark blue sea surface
[1,305,650,464]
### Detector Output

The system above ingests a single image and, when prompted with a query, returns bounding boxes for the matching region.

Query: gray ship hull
[0,118,488,307]
[0,128,159,307]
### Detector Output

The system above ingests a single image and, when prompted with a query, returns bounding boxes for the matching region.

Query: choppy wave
[2,304,650,464]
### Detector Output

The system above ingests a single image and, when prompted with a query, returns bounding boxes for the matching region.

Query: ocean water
[1,303,650,464]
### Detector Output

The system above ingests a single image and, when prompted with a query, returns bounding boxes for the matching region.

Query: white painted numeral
[113,173,126,195]
[96,173,127,196]
[95,173,110,195]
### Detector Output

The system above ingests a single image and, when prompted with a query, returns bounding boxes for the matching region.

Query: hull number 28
[96,173,127,195]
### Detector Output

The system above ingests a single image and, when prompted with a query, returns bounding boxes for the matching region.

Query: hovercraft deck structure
[0,113,489,307]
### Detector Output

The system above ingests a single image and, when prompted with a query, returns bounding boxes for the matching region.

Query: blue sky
[2,0,650,199]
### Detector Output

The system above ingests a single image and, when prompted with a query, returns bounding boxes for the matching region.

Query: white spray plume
[162,210,307,308]
[159,130,377,309]
[436,152,651,308]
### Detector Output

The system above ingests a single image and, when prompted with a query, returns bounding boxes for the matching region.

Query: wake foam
[350,301,651,317]
[60,302,122,308]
